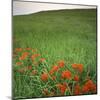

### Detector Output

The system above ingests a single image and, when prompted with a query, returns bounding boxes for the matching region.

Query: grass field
[13,9,97,99]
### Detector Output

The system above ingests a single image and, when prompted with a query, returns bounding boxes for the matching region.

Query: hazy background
[13,1,96,15]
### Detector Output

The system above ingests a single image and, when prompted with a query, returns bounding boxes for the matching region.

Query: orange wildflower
[31,54,40,60]
[41,73,48,81]
[74,84,81,95]
[82,84,89,93]
[82,80,96,93]
[15,48,22,52]
[19,52,29,60]
[22,52,29,56]
[58,60,65,68]
[77,64,83,73]
[72,64,77,69]
[16,62,22,66]
[72,64,83,73]
[74,75,79,81]
[56,82,67,94]
[19,56,25,60]
[61,70,72,79]
[49,66,59,75]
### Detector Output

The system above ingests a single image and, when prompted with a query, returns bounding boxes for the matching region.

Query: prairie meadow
[13,9,97,99]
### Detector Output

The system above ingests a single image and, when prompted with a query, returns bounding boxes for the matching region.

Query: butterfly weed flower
[19,56,25,60]
[61,70,72,80]
[72,64,77,68]
[56,82,67,95]
[15,48,23,52]
[74,84,81,95]
[31,54,40,61]
[49,66,59,75]
[41,73,48,81]
[72,64,83,73]
[74,75,79,81]
[19,52,29,60]
[82,80,96,93]
[58,60,65,68]
[77,64,83,73]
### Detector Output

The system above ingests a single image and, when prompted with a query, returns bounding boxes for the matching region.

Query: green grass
[13,9,97,99]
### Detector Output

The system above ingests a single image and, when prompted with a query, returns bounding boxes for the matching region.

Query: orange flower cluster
[72,64,83,73]
[82,80,96,93]
[14,48,97,96]
[41,73,48,81]
[31,54,40,61]
[74,75,79,81]
[15,48,23,52]
[56,82,67,94]
[74,80,96,95]
[49,60,65,75]
[74,84,81,95]
[49,66,59,75]
[19,52,29,60]
[61,70,72,79]
[58,60,65,68]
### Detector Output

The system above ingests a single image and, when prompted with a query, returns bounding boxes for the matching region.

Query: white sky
[13,1,96,15]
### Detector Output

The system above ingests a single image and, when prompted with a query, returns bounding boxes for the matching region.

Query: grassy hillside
[13,9,97,99]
